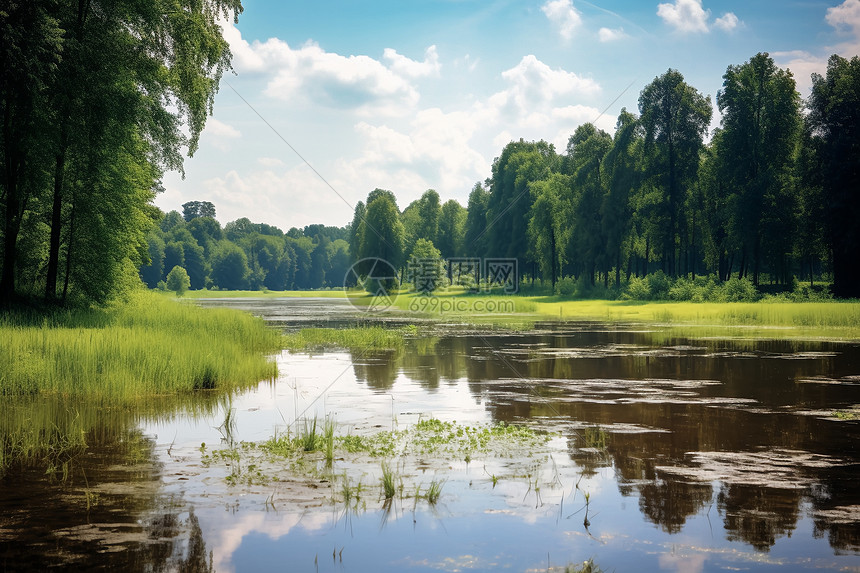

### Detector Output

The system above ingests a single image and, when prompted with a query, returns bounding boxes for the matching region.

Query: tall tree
[436,199,466,259]
[807,55,860,298]
[486,140,556,272]
[717,53,801,285]
[528,173,569,289]
[639,69,712,277]
[0,2,61,301]
[1,0,242,304]
[463,182,490,257]
[601,109,643,286]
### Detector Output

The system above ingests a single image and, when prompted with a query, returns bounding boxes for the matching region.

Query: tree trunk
[45,148,66,300]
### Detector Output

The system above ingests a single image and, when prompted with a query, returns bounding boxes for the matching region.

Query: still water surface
[1,298,859,572]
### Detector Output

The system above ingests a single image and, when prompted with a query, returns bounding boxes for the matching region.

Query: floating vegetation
[282,327,406,351]
[201,419,555,511]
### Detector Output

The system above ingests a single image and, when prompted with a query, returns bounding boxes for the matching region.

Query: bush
[623,276,650,300]
[714,277,759,302]
[558,276,576,296]
[166,265,191,296]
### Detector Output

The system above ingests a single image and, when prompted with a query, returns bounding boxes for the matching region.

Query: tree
[566,124,612,285]
[601,109,642,286]
[0,2,62,301]
[807,55,860,298]
[1,0,243,305]
[717,53,801,285]
[166,265,190,296]
[360,191,405,269]
[486,140,557,271]
[408,238,445,293]
[416,189,441,244]
[436,199,467,259]
[464,182,490,257]
[210,242,250,290]
[528,174,569,290]
[140,231,165,288]
[182,201,216,222]
[639,69,712,277]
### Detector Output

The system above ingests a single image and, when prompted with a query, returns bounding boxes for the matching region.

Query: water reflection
[345,329,860,553]
[0,395,226,570]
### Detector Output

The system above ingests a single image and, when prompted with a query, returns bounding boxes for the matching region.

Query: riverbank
[177,287,860,340]
[0,290,281,399]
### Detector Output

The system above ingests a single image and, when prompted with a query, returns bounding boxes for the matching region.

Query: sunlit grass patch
[0,290,281,399]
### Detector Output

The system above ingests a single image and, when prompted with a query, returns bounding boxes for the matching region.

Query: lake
[1,297,859,572]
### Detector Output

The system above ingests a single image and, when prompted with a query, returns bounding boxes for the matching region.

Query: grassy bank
[0,290,281,399]
[357,289,860,339]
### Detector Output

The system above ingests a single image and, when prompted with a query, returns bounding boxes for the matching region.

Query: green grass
[0,290,281,399]
[283,327,406,351]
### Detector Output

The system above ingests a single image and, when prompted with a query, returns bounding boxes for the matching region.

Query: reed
[0,290,280,399]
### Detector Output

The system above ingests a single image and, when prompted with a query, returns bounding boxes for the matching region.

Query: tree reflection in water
[345,328,860,553]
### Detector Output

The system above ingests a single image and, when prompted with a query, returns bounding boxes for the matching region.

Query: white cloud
[827,0,860,34]
[200,167,352,230]
[714,12,739,32]
[598,27,627,42]
[263,42,419,113]
[383,45,441,78]
[773,0,860,96]
[542,0,583,40]
[772,50,827,96]
[498,55,600,115]
[657,0,710,33]
[257,157,284,168]
[221,20,425,115]
[203,118,241,151]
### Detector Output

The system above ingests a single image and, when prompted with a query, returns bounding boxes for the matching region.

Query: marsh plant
[425,479,445,505]
[380,462,398,500]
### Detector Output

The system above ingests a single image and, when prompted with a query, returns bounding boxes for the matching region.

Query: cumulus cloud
[598,27,627,42]
[773,0,860,95]
[542,0,583,40]
[263,42,419,113]
[204,118,241,150]
[827,0,860,34]
[498,55,600,114]
[657,0,710,33]
[383,45,441,78]
[714,12,739,32]
[220,20,441,115]
[657,0,741,34]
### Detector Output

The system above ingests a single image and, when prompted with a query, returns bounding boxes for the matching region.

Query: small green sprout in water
[425,479,444,505]
[833,410,859,420]
[381,462,397,500]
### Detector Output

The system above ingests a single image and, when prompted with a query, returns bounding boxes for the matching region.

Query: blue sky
[157,0,860,230]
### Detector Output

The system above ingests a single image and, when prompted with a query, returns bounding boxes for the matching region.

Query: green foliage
[166,265,191,296]
[0,0,243,305]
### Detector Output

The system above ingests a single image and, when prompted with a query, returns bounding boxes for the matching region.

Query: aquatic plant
[425,479,444,505]
[283,327,405,351]
[380,462,397,500]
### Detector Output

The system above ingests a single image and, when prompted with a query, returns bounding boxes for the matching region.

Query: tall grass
[283,327,405,351]
[0,290,281,399]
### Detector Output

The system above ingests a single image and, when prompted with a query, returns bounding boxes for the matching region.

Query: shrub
[558,276,576,296]
[166,265,191,295]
